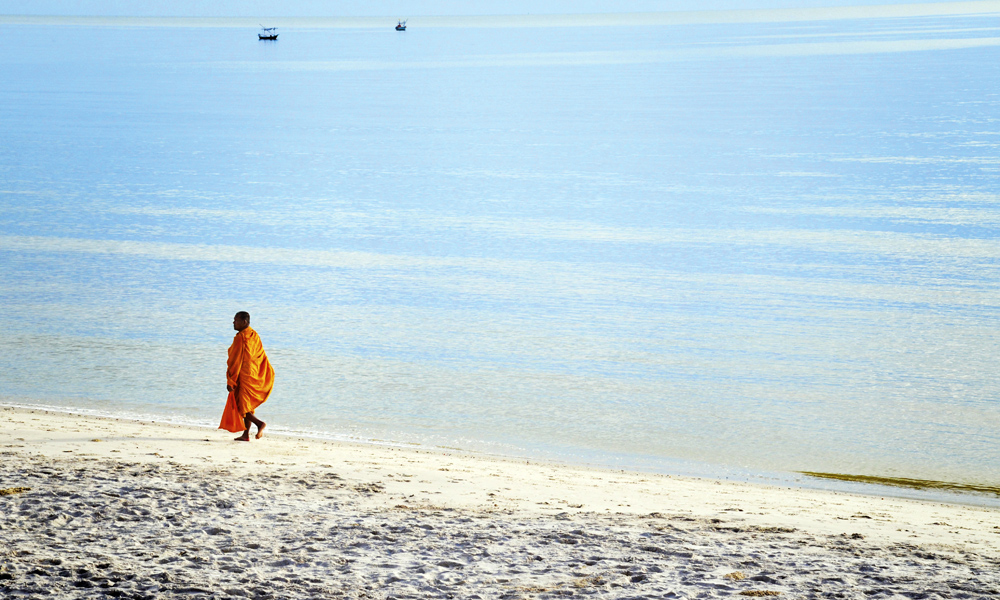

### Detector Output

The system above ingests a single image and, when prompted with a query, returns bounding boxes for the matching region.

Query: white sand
[1,405,998,599]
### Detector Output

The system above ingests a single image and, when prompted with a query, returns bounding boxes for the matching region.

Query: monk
[219,311,275,441]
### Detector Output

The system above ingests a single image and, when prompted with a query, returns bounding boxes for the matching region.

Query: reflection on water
[218,37,1000,72]
[2,7,999,491]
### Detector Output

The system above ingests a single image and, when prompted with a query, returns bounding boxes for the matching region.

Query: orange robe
[219,326,275,433]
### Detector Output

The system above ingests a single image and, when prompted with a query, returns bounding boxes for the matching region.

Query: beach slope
[1,406,998,598]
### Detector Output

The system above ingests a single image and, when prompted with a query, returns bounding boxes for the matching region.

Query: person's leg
[235,413,252,441]
[245,412,266,439]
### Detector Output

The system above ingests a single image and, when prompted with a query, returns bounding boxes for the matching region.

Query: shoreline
[2,404,998,543]
[2,405,999,598]
[3,401,997,509]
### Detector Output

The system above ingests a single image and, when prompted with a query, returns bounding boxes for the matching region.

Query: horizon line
[2,0,1000,28]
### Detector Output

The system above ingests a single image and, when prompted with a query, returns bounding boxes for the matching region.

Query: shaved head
[233,311,250,332]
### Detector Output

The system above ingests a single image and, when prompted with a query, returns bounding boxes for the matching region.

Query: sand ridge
[1,406,999,599]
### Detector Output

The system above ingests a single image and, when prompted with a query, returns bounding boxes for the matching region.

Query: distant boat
[258,26,278,40]
[395,19,406,31]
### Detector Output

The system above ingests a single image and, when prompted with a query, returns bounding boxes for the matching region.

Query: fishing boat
[395,19,406,31]
[258,26,278,40]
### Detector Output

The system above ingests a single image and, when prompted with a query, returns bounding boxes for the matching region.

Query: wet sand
[1,406,998,599]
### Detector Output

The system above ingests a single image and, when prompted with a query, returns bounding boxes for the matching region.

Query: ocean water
[2,9,1000,494]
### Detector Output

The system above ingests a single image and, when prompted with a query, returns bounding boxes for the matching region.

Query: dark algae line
[799,472,1000,497]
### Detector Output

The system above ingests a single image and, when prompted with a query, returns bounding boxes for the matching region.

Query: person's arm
[226,335,245,391]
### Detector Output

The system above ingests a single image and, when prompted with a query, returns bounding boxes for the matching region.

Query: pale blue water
[2,11,1000,495]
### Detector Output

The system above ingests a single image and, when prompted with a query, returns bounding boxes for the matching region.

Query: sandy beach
[1,405,998,599]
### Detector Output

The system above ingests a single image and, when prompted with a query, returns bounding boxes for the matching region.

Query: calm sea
[2,8,999,498]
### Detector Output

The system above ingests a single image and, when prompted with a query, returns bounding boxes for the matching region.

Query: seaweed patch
[799,472,1000,497]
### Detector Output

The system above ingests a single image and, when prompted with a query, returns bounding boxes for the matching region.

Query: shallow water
[2,10,999,488]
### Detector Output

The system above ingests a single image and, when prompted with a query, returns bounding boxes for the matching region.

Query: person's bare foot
[255,422,266,439]
[234,433,250,442]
